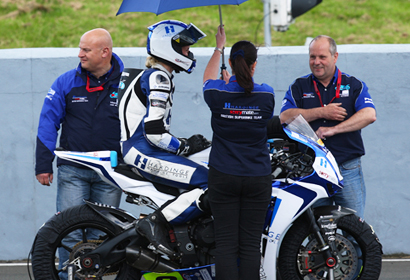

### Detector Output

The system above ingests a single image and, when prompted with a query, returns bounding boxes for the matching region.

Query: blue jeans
[57,164,123,280]
[208,167,272,280]
[313,157,366,218]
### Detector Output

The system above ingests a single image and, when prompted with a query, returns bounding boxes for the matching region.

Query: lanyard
[313,69,342,107]
[86,76,105,92]
[85,64,115,92]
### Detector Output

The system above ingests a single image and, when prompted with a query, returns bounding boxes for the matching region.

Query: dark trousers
[208,167,272,280]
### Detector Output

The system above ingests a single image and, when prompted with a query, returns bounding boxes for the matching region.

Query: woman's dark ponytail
[230,41,257,95]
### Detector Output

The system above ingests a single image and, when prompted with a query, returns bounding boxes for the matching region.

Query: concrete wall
[0,44,409,260]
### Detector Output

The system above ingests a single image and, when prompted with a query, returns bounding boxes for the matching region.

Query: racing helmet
[147,20,206,73]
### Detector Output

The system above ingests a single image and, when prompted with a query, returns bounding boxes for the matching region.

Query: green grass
[1,0,410,49]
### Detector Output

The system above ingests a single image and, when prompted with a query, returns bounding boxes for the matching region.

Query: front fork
[300,206,357,280]
[303,208,337,280]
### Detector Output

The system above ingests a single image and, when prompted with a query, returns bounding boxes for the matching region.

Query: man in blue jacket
[35,28,123,279]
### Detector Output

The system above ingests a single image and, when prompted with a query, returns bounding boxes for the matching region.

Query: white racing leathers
[119,64,208,224]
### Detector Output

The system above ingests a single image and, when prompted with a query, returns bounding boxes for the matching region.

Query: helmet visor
[172,23,206,46]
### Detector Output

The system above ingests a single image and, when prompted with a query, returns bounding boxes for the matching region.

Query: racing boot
[135,211,175,256]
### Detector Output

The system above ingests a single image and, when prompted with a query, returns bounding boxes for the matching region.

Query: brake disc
[299,233,359,280]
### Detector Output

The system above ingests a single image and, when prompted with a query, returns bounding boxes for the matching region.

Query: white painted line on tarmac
[0,263,31,266]
[0,262,58,266]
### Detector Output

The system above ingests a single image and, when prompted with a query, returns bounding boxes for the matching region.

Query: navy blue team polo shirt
[204,76,275,176]
[280,67,376,165]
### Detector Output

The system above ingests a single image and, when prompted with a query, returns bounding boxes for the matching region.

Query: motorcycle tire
[31,204,141,280]
[278,213,382,280]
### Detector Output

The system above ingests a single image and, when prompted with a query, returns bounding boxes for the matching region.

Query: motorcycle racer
[119,20,210,256]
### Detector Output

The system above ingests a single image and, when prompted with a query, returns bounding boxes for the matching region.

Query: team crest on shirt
[338,84,350,97]
[364,97,374,105]
[222,102,262,120]
[340,90,349,97]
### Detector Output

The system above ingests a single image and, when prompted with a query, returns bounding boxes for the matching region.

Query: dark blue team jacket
[35,53,124,175]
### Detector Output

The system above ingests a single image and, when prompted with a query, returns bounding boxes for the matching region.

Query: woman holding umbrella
[203,26,275,280]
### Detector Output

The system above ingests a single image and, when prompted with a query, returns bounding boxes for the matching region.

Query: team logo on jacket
[72,96,88,103]
[110,99,118,107]
[46,88,56,101]
[303,92,315,98]
[110,91,118,98]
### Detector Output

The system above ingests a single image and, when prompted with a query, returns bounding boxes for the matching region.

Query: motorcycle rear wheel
[31,204,141,280]
[278,213,382,280]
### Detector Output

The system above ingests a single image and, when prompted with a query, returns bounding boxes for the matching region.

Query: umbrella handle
[218,5,223,26]
[220,63,226,80]
[218,5,225,70]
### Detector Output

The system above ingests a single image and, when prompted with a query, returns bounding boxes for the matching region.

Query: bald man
[78,28,114,78]
[35,28,124,280]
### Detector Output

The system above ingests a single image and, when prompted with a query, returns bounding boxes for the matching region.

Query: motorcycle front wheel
[31,204,141,280]
[278,213,382,280]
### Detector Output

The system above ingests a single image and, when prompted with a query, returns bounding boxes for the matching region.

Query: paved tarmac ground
[0,259,408,280]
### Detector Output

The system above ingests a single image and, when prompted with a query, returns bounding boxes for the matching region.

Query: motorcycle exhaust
[126,245,179,272]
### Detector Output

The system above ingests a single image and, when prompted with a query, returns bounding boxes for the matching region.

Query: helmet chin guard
[147,20,206,73]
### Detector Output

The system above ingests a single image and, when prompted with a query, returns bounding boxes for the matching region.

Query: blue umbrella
[116,0,249,69]
[117,0,248,17]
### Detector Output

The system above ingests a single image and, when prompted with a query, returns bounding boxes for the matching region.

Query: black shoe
[135,213,174,256]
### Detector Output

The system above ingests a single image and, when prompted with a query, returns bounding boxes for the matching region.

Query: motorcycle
[30,114,383,280]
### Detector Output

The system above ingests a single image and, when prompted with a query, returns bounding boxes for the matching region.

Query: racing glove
[176,134,211,156]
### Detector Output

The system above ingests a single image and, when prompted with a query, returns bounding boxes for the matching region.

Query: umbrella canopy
[117,0,248,71]
[117,0,248,16]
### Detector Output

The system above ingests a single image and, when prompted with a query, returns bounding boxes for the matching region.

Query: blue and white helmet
[147,20,206,73]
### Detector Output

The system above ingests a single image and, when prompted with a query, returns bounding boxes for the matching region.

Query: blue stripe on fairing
[67,158,121,189]
[283,184,317,217]
[270,197,282,226]
[65,153,111,161]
